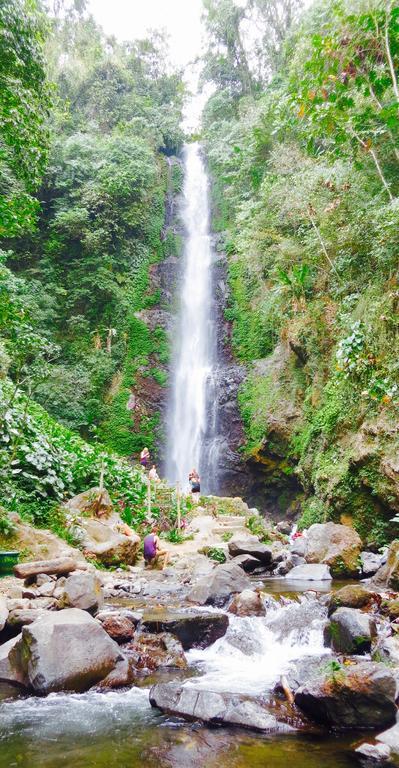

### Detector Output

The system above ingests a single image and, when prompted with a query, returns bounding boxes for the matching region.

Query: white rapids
[166,142,219,493]
[185,595,330,694]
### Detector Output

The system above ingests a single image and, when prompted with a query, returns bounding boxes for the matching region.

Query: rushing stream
[0,588,361,768]
[166,143,219,494]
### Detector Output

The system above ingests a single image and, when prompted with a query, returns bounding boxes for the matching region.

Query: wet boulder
[149,683,287,732]
[286,563,332,581]
[231,553,261,572]
[126,632,187,672]
[188,562,250,607]
[141,610,228,650]
[276,521,293,535]
[60,571,103,614]
[228,538,272,565]
[295,662,397,728]
[96,657,135,689]
[324,607,377,654]
[303,522,362,578]
[327,585,376,616]
[9,608,122,694]
[228,589,266,617]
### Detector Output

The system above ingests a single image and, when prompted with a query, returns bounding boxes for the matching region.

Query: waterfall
[166,142,219,493]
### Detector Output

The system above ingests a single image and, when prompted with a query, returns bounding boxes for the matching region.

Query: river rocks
[60,572,103,613]
[228,590,266,617]
[75,517,140,566]
[324,608,377,654]
[228,538,272,565]
[149,683,284,732]
[126,632,187,672]
[327,585,376,616]
[355,743,391,762]
[303,522,362,578]
[373,635,399,665]
[231,553,261,572]
[188,562,250,607]
[286,564,332,581]
[64,487,114,518]
[96,657,135,689]
[0,635,25,687]
[97,613,136,644]
[380,598,399,620]
[7,608,49,631]
[372,540,399,590]
[377,723,399,755]
[360,551,384,578]
[0,595,8,632]
[295,662,397,728]
[14,557,77,580]
[141,610,228,650]
[9,608,121,694]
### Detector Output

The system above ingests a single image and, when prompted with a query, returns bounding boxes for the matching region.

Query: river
[0,585,361,768]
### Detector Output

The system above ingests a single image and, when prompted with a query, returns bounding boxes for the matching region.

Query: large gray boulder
[0,635,26,688]
[228,539,272,565]
[360,551,384,578]
[188,562,250,607]
[60,572,103,613]
[303,522,362,578]
[0,595,8,632]
[324,608,376,654]
[231,553,261,572]
[228,590,266,617]
[295,662,397,728]
[286,563,332,581]
[9,608,121,694]
[141,610,228,650]
[150,683,286,732]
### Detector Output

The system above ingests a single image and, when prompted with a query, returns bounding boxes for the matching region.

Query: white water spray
[166,143,218,492]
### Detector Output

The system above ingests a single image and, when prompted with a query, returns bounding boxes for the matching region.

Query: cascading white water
[166,142,218,492]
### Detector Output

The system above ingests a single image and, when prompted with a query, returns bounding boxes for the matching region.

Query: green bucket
[0,551,20,575]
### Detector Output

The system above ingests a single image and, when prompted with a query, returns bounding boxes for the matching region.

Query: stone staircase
[212,515,248,537]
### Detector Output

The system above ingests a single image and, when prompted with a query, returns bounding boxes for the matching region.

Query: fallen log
[14,557,77,580]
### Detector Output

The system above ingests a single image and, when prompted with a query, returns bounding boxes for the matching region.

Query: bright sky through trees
[87,0,204,66]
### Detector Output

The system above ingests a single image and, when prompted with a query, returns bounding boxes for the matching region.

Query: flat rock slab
[286,564,332,581]
[150,683,288,732]
[14,558,77,580]
[141,610,228,650]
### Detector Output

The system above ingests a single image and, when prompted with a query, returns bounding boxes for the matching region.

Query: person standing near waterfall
[140,447,150,470]
[189,469,200,502]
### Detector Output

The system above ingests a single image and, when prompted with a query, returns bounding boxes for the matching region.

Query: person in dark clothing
[188,468,200,501]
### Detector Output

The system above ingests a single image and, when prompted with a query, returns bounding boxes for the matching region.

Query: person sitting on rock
[148,464,160,482]
[143,526,169,570]
[140,447,150,470]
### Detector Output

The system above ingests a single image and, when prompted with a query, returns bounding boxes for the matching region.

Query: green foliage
[202,0,399,539]
[0,0,52,236]
[0,507,17,538]
[202,546,227,563]
[246,515,272,543]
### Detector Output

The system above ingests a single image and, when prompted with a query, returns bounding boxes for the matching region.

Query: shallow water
[0,688,359,768]
[0,588,370,768]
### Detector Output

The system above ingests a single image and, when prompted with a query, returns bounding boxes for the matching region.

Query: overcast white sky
[87,0,204,68]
